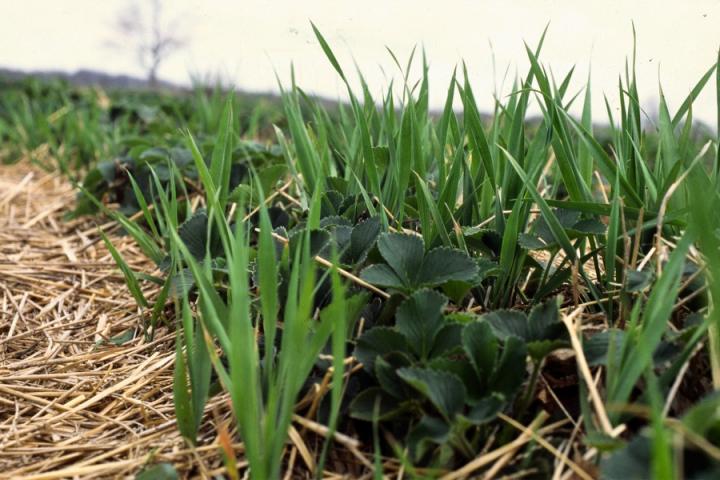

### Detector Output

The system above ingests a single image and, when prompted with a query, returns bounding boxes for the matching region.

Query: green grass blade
[100,231,148,308]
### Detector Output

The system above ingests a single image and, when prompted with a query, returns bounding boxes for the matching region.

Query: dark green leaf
[462,321,498,384]
[417,247,479,287]
[177,210,209,261]
[349,387,407,421]
[625,269,654,293]
[489,337,528,398]
[407,415,451,461]
[375,354,413,399]
[359,264,406,290]
[397,367,466,419]
[377,232,425,287]
[584,329,626,367]
[395,289,447,360]
[346,216,381,264]
[355,327,409,373]
[464,394,505,424]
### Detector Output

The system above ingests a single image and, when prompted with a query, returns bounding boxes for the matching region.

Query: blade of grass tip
[628,24,644,157]
[461,66,496,187]
[559,109,643,208]
[670,61,717,128]
[277,71,321,193]
[126,172,160,239]
[437,143,465,219]
[182,133,233,251]
[311,23,383,213]
[414,171,452,247]
[523,42,590,202]
[437,67,457,154]
[71,177,164,264]
[394,102,415,219]
[100,231,147,308]
[147,166,180,240]
[350,170,379,218]
[209,97,234,208]
[508,24,548,163]
[310,22,347,82]
[555,66,576,101]
[578,69,593,188]
[185,130,219,211]
[657,87,682,190]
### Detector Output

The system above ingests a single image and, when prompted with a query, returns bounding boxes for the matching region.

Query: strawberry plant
[360,233,479,294]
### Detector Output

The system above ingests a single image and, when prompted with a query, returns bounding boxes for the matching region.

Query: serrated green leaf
[375,354,412,400]
[395,289,447,360]
[464,394,505,425]
[489,336,528,398]
[584,329,626,367]
[462,321,498,385]
[355,327,409,373]
[359,264,406,290]
[346,216,381,264]
[407,415,451,461]
[625,269,654,293]
[417,247,479,287]
[377,232,425,286]
[349,387,407,422]
[177,209,209,261]
[363,232,478,292]
[397,367,466,420]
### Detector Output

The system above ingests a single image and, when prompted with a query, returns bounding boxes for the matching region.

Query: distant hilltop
[0,67,181,91]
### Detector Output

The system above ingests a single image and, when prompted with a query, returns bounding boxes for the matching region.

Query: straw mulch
[0,162,237,479]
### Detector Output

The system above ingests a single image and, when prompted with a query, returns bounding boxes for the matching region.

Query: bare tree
[108,0,187,87]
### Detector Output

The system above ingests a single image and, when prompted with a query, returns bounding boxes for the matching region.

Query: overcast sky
[1,0,718,125]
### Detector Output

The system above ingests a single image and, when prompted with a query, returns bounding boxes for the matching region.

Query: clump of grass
[43,24,720,479]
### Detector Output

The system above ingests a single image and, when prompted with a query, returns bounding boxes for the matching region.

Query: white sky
[1,0,718,126]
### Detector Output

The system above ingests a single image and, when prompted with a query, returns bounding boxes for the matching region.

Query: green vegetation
[3,26,720,479]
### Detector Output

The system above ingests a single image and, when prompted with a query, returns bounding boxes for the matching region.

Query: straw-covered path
[0,162,232,479]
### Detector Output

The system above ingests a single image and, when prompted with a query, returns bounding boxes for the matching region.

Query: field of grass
[2,27,720,479]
